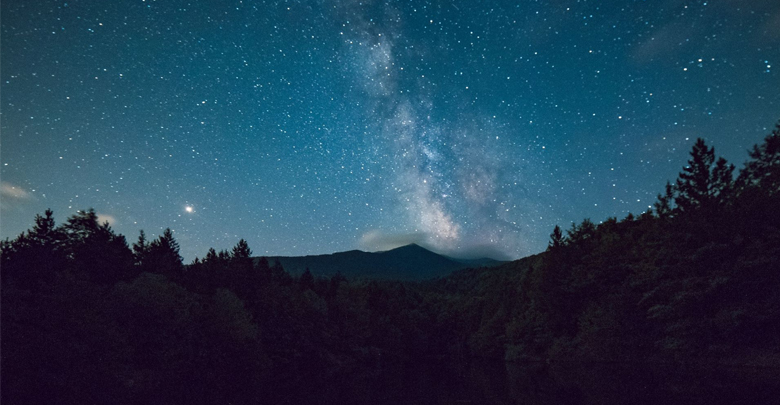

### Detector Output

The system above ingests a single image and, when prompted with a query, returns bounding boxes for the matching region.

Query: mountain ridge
[255,243,505,280]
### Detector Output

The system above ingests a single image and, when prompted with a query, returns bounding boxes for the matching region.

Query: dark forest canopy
[2,122,780,404]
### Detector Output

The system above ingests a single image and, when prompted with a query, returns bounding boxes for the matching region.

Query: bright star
[185,206,194,213]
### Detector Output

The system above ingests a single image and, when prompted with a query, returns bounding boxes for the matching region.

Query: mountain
[447,256,505,268]
[256,243,504,280]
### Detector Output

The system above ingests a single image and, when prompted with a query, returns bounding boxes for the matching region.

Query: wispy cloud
[1,182,32,200]
[0,181,34,210]
[97,213,117,226]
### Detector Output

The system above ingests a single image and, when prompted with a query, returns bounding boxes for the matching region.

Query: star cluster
[2,0,778,261]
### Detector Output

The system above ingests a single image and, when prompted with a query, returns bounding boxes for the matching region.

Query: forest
[2,122,779,404]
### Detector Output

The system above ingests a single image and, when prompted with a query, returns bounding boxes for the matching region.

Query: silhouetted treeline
[1,212,442,404]
[424,123,780,364]
[2,122,779,403]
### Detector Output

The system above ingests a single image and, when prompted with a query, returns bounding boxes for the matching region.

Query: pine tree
[205,247,218,262]
[712,157,735,206]
[132,230,150,267]
[61,209,101,253]
[675,138,715,213]
[567,218,596,244]
[654,181,675,218]
[28,209,61,246]
[199,247,221,291]
[1,209,65,288]
[232,239,252,259]
[61,209,134,283]
[147,228,184,281]
[229,239,256,299]
[734,122,780,232]
[674,138,734,214]
[738,121,780,196]
[548,225,566,249]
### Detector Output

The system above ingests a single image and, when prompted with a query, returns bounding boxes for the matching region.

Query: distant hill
[256,243,505,280]
[446,256,505,268]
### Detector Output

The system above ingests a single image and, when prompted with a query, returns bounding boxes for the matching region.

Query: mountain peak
[386,243,436,254]
[395,243,425,250]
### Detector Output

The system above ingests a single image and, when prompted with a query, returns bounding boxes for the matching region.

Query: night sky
[2,0,779,261]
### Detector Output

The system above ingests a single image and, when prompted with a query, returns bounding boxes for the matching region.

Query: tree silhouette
[712,157,735,207]
[229,239,257,299]
[299,268,314,291]
[738,121,780,196]
[0,209,65,289]
[61,209,135,283]
[567,218,596,244]
[548,225,566,249]
[199,247,223,291]
[132,230,150,267]
[674,138,733,214]
[270,258,292,285]
[61,208,101,246]
[232,239,252,259]
[205,247,219,263]
[654,181,675,218]
[28,209,61,246]
[255,256,271,287]
[146,228,184,281]
[735,122,780,233]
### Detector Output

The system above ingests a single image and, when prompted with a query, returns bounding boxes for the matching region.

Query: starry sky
[2,0,779,262]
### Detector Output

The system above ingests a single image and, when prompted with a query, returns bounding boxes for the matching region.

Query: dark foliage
[2,122,779,403]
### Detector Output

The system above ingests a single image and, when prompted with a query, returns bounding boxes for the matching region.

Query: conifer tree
[567,218,596,244]
[28,209,61,246]
[1,209,65,288]
[147,228,184,281]
[229,239,256,299]
[205,247,218,262]
[60,209,134,283]
[738,121,780,196]
[712,157,735,206]
[200,247,221,291]
[654,181,675,218]
[674,138,734,214]
[548,225,566,249]
[232,239,252,259]
[675,138,715,213]
[132,230,150,267]
[62,208,100,245]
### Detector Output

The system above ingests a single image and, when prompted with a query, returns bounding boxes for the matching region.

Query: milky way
[2,0,779,261]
